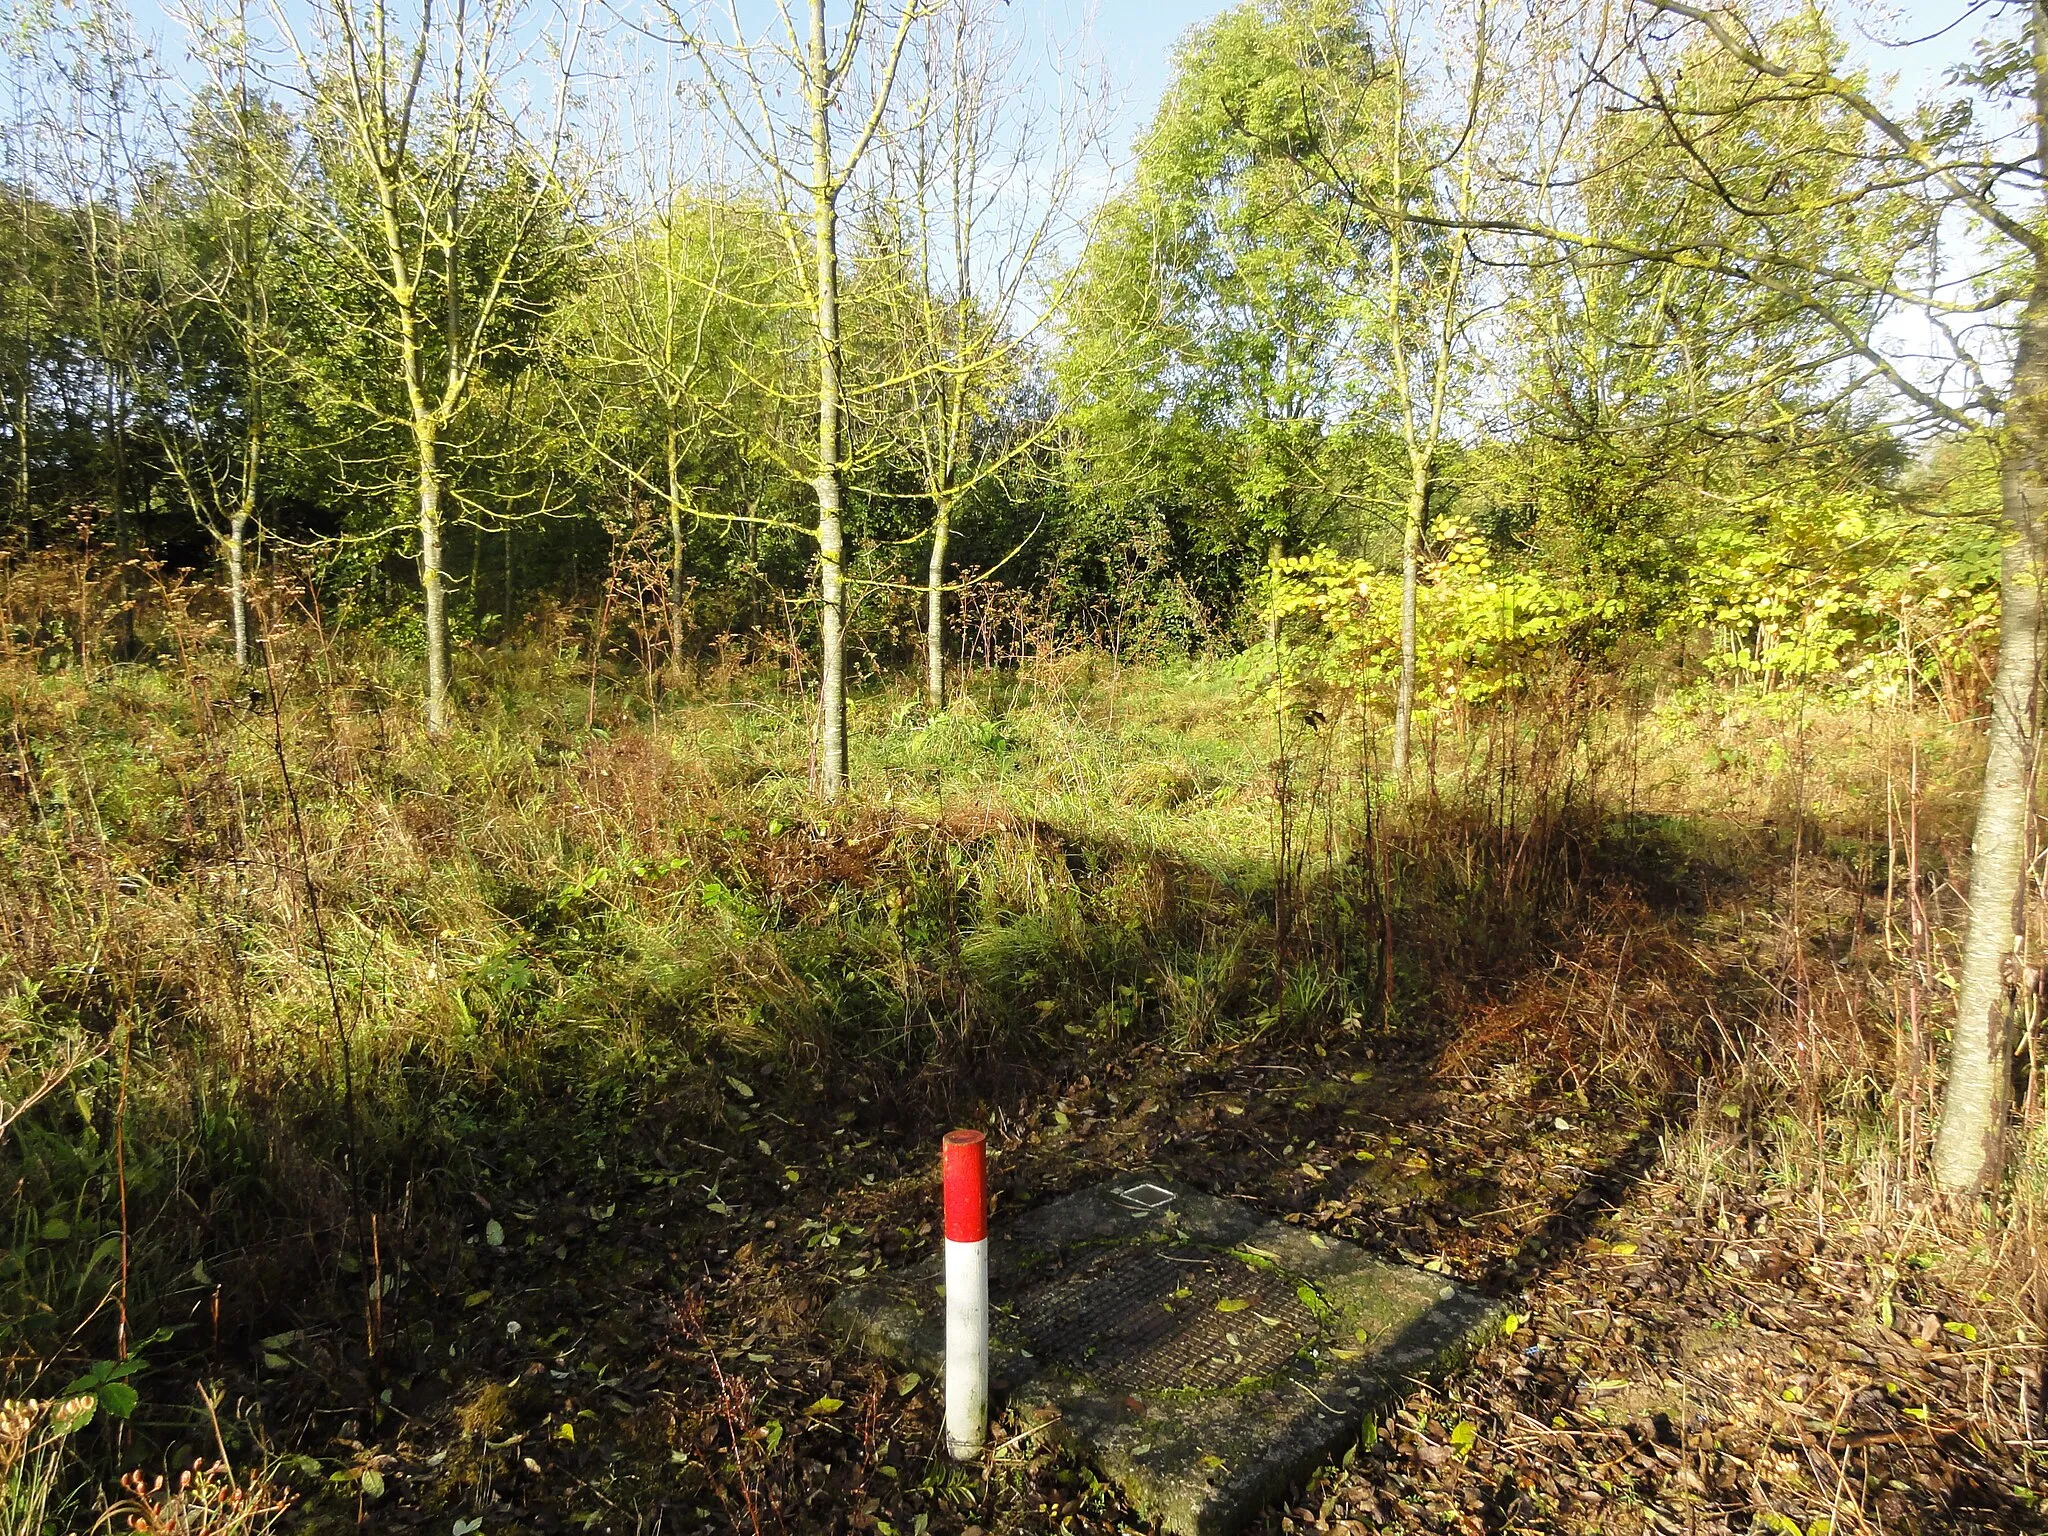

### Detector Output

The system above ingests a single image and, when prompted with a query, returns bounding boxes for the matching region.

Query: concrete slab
[829,1178,1501,1536]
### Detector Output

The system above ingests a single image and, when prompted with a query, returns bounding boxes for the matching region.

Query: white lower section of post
[943,1236,988,1460]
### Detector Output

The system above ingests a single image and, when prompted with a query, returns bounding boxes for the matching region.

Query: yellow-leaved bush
[1271,490,1998,723]
[1674,487,1998,714]
[1268,519,1618,709]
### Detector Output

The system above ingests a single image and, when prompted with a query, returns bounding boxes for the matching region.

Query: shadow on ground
[140,808,2044,1536]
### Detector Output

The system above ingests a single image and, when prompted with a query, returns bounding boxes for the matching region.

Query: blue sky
[110,0,1999,200]
[1082,2,1231,150]
[116,0,1983,148]
[117,0,1237,158]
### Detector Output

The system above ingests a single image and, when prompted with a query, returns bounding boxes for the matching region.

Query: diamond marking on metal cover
[1013,1245,1319,1393]
[1113,1182,1179,1211]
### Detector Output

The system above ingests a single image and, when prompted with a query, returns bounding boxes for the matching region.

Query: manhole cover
[1014,1244,1319,1393]
[830,1178,1501,1536]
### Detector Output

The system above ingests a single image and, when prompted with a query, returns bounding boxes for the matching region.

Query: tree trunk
[228,511,250,668]
[11,333,25,518]
[809,0,848,799]
[230,419,258,668]
[1392,459,1429,779]
[1932,280,2048,1193]
[667,429,687,674]
[418,430,450,734]
[11,375,24,518]
[818,474,848,792]
[1265,538,1283,651]
[13,163,27,520]
[926,500,949,713]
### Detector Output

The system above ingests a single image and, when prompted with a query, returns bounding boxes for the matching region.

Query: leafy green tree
[1058,0,1375,646]
[1286,0,1500,773]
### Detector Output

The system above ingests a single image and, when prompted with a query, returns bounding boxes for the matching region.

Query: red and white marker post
[941,1129,988,1460]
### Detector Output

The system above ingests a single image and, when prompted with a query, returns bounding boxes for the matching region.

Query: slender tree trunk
[818,478,848,793]
[926,499,949,713]
[1392,458,1429,779]
[13,116,27,521]
[11,319,25,519]
[667,429,686,673]
[230,420,258,668]
[1932,278,2048,1193]
[418,428,450,734]
[108,375,125,547]
[809,0,848,799]
[11,360,24,518]
[1265,538,1283,651]
[229,512,250,668]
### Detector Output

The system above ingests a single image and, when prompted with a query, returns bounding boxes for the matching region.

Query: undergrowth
[0,557,2035,1529]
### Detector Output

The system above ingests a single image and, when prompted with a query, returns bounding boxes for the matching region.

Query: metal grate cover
[1012,1244,1320,1394]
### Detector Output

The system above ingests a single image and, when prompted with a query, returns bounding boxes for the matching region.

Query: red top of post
[942,1129,987,1243]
